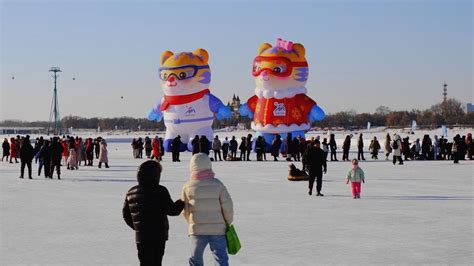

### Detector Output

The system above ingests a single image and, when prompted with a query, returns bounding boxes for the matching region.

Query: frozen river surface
[1,141,473,265]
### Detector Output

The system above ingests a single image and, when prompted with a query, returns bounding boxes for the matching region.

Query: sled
[287,163,309,181]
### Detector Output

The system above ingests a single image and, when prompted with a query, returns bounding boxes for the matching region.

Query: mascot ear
[257,43,272,55]
[160,51,174,65]
[193,48,209,64]
[292,43,306,58]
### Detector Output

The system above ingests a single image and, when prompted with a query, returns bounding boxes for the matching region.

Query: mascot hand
[239,103,254,119]
[216,105,232,120]
[146,108,163,122]
[309,105,325,122]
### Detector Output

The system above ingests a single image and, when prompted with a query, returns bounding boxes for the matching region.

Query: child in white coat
[181,153,233,266]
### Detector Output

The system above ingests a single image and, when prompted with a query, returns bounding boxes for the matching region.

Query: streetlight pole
[48,67,62,135]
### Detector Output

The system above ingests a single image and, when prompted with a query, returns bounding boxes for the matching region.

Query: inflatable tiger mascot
[147,48,231,152]
[240,38,325,149]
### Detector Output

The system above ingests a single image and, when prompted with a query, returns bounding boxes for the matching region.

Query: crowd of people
[129,132,473,165]
[330,132,473,165]
[2,135,109,179]
[3,131,472,180]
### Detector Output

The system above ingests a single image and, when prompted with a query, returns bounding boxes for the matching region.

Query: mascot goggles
[159,65,209,81]
[252,56,308,77]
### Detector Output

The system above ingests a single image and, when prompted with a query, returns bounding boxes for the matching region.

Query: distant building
[227,94,241,119]
[467,103,473,113]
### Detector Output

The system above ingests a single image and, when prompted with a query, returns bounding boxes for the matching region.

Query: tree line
[317,99,473,128]
[1,99,472,131]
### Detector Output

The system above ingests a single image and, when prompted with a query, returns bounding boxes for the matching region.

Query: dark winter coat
[50,141,64,163]
[286,138,296,155]
[302,146,327,174]
[171,137,182,153]
[271,137,282,157]
[222,141,230,152]
[94,140,101,153]
[199,137,210,155]
[342,137,351,151]
[329,135,337,151]
[136,139,144,150]
[34,138,44,155]
[39,145,52,163]
[402,138,410,156]
[421,136,432,154]
[299,139,308,155]
[2,141,10,156]
[255,138,265,152]
[369,140,381,152]
[160,139,165,156]
[144,138,152,151]
[229,139,238,152]
[239,139,247,151]
[245,135,253,150]
[358,136,364,149]
[123,184,184,243]
[192,138,200,154]
[20,140,34,162]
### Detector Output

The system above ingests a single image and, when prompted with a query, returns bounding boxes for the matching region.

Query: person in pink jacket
[181,153,233,266]
[346,159,366,199]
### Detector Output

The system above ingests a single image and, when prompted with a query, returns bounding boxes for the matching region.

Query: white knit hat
[189,153,212,172]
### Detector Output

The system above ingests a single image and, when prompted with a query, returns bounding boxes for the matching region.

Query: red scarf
[160,89,210,111]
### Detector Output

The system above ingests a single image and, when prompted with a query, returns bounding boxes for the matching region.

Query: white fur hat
[189,153,212,172]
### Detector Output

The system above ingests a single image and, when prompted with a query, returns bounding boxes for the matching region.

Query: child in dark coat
[122,160,184,265]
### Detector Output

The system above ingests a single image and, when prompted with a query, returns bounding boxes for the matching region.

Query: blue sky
[1,0,472,121]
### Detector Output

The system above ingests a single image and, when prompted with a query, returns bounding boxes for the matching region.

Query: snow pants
[351,182,361,197]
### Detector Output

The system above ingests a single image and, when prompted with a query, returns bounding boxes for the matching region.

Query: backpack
[392,140,398,149]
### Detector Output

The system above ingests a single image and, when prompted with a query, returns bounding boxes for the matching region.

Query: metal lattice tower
[48,67,62,135]
[442,82,448,103]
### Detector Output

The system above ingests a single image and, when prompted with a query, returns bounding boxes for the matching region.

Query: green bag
[225,224,241,255]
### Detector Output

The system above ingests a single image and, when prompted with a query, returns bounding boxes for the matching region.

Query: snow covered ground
[1,129,473,265]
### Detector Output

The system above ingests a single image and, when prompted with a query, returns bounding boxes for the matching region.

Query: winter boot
[98,163,102,168]
[105,163,109,168]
